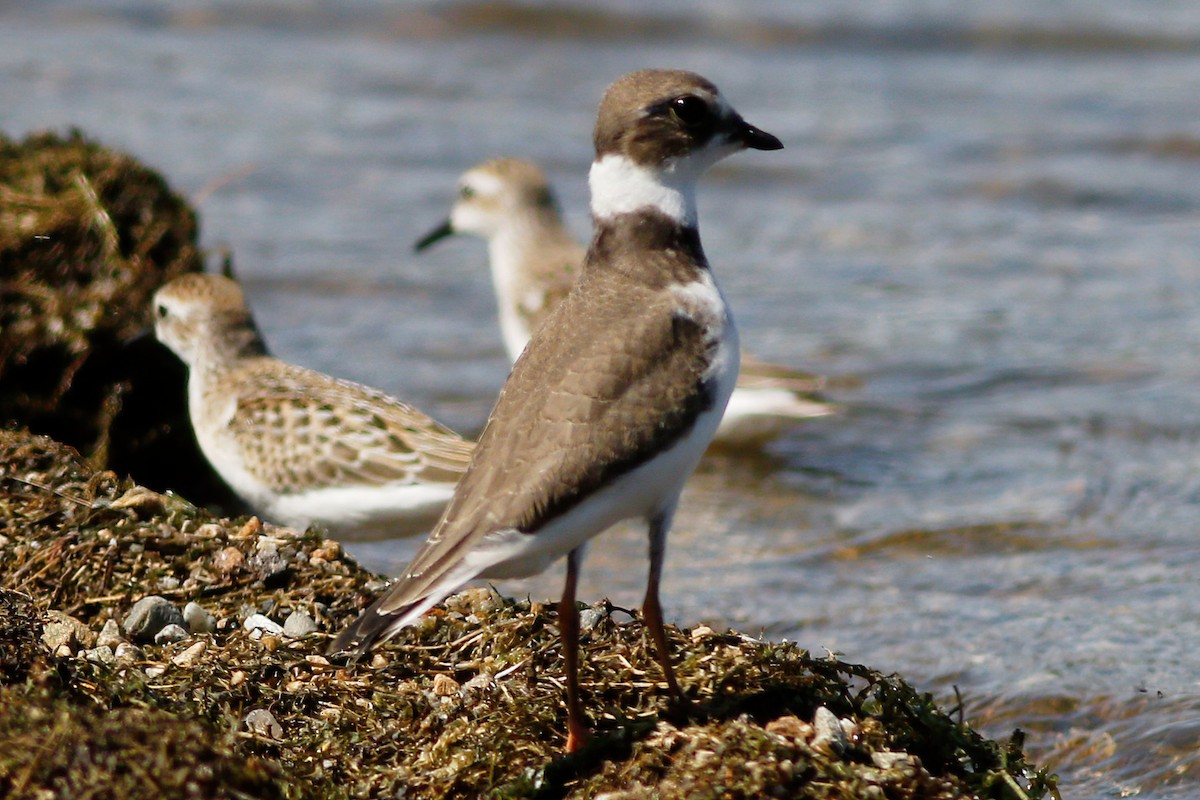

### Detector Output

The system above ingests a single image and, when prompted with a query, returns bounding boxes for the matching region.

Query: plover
[416,157,834,446]
[334,69,783,750]
[152,273,473,538]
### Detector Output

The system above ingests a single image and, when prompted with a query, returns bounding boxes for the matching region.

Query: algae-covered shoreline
[0,131,1058,797]
[0,429,1056,798]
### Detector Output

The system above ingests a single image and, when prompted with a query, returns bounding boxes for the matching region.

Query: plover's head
[590,69,782,226]
[415,158,562,250]
[153,273,262,366]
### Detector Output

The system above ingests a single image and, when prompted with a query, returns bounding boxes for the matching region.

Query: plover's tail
[328,588,450,659]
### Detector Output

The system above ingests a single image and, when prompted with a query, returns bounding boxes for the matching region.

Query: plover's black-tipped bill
[414,219,455,252]
[738,121,783,151]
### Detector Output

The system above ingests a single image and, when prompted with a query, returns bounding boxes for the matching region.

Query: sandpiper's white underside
[188,372,456,538]
[488,229,542,358]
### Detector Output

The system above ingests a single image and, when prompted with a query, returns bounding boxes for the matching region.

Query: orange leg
[643,513,685,702]
[559,547,590,752]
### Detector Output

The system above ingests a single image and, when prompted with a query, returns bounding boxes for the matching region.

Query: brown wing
[221,359,473,493]
[378,260,719,610]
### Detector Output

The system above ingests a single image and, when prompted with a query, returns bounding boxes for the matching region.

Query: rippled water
[6,2,1200,796]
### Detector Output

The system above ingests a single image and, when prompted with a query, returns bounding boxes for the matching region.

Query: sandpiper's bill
[416,157,833,446]
[334,69,783,750]
[153,274,473,538]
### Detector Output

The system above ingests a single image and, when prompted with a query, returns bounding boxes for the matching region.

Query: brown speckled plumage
[202,359,471,493]
[153,273,472,536]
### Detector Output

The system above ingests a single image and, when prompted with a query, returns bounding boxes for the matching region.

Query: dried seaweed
[0,428,1058,799]
[0,130,236,509]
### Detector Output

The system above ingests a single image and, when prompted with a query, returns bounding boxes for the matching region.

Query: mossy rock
[0,429,1059,799]
[0,129,238,509]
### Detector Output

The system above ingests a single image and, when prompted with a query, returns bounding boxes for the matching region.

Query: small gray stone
[122,596,185,643]
[96,618,124,649]
[244,708,283,739]
[249,545,289,582]
[83,645,116,665]
[811,706,848,756]
[154,624,189,644]
[580,607,608,631]
[243,614,284,637]
[183,601,216,634]
[115,642,143,663]
[282,610,317,639]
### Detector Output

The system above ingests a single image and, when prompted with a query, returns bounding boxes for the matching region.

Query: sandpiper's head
[415,158,562,251]
[589,69,782,226]
[153,273,263,366]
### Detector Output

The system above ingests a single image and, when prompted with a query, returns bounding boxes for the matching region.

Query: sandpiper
[416,157,834,446]
[153,273,473,538]
[333,69,783,750]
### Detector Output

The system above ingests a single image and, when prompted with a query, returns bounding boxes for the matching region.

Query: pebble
[310,539,341,562]
[122,596,185,643]
[283,610,317,638]
[243,614,284,638]
[145,665,167,679]
[244,708,283,739]
[234,517,262,539]
[96,619,124,649]
[171,640,207,667]
[84,645,116,665]
[249,546,289,582]
[183,601,216,634]
[432,674,460,696]
[154,624,189,644]
[42,611,95,651]
[195,523,224,538]
[765,715,812,742]
[579,607,608,631]
[115,643,142,663]
[811,706,848,756]
[213,546,245,573]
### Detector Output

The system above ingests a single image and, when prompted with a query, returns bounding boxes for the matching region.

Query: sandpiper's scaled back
[153,273,473,538]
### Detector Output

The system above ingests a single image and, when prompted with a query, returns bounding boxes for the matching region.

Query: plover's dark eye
[156,304,168,319]
[669,95,710,128]
[459,185,475,200]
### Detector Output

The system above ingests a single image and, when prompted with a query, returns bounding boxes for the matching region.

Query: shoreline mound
[0,129,238,509]
[0,428,1058,799]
